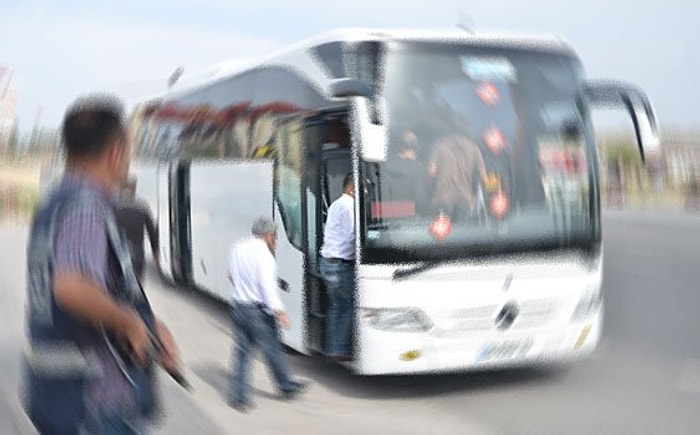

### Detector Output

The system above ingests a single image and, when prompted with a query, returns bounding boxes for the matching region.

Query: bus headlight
[360,308,433,333]
[571,284,602,321]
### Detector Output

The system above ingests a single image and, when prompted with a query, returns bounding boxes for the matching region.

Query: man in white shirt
[319,173,356,361]
[227,217,306,412]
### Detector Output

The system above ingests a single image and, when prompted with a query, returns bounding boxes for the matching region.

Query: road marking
[675,359,700,394]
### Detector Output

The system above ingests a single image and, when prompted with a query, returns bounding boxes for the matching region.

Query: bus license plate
[476,339,533,363]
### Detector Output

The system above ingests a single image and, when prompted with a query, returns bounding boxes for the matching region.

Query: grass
[0,160,42,225]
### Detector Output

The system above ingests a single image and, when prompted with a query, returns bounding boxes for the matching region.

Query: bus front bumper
[352,309,602,375]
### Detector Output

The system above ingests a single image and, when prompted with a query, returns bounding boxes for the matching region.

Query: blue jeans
[319,257,355,356]
[228,304,297,404]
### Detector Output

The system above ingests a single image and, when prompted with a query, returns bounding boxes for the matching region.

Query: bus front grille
[432,299,561,338]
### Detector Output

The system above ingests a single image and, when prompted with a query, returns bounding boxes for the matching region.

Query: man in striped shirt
[22,94,180,434]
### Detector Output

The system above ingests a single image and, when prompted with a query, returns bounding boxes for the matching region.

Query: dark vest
[21,181,159,433]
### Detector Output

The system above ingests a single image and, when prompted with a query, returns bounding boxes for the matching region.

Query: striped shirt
[51,171,137,415]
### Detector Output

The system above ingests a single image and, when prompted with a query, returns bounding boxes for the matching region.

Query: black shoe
[280,381,308,400]
[228,399,255,413]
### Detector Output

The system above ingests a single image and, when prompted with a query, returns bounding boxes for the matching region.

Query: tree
[6,119,18,157]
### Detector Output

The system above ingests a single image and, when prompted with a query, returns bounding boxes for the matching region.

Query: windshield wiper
[392,260,449,281]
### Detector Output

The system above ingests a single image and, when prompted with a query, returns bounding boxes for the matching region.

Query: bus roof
[145,27,576,106]
[291,26,573,51]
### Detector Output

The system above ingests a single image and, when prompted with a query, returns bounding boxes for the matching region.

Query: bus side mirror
[584,80,661,163]
[330,79,374,99]
[355,98,388,163]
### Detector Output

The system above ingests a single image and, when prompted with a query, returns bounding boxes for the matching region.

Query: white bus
[128,28,660,375]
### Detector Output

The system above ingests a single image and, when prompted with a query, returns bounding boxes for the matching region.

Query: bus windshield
[361,42,600,264]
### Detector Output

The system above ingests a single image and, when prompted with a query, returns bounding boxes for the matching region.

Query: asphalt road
[2,211,700,434]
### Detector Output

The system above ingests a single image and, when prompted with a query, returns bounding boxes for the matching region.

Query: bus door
[169,160,192,285]
[155,163,173,281]
[302,112,352,354]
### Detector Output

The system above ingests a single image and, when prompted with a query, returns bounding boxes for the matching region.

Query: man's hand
[276,311,290,330]
[155,318,181,374]
[53,272,151,365]
[120,311,151,365]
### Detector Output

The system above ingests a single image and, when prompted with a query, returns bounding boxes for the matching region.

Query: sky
[0,0,698,135]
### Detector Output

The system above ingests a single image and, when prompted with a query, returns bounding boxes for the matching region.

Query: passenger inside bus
[426,119,489,222]
[380,129,430,218]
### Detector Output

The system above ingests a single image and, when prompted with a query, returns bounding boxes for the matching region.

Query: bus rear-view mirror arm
[584,79,661,163]
[330,78,388,163]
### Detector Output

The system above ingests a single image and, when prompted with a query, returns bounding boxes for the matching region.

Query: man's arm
[54,273,144,336]
[142,206,159,257]
[258,249,288,329]
[345,198,355,237]
[53,202,150,362]
[136,202,160,267]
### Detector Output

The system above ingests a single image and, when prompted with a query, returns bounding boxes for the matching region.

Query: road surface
[1,211,700,434]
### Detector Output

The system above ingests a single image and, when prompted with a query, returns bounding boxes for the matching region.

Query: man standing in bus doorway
[114,176,161,284]
[227,217,307,412]
[319,173,356,362]
[21,94,181,434]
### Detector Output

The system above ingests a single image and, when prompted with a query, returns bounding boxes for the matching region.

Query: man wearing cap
[227,217,307,412]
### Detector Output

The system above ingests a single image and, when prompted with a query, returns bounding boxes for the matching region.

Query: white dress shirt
[229,236,285,312]
[320,193,355,260]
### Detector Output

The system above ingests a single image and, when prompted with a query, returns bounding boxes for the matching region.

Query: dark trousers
[319,257,355,356]
[228,304,296,404]
[131,250,145,283]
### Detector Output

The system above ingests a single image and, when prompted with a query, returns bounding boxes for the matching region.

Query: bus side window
[275,119,304,250]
